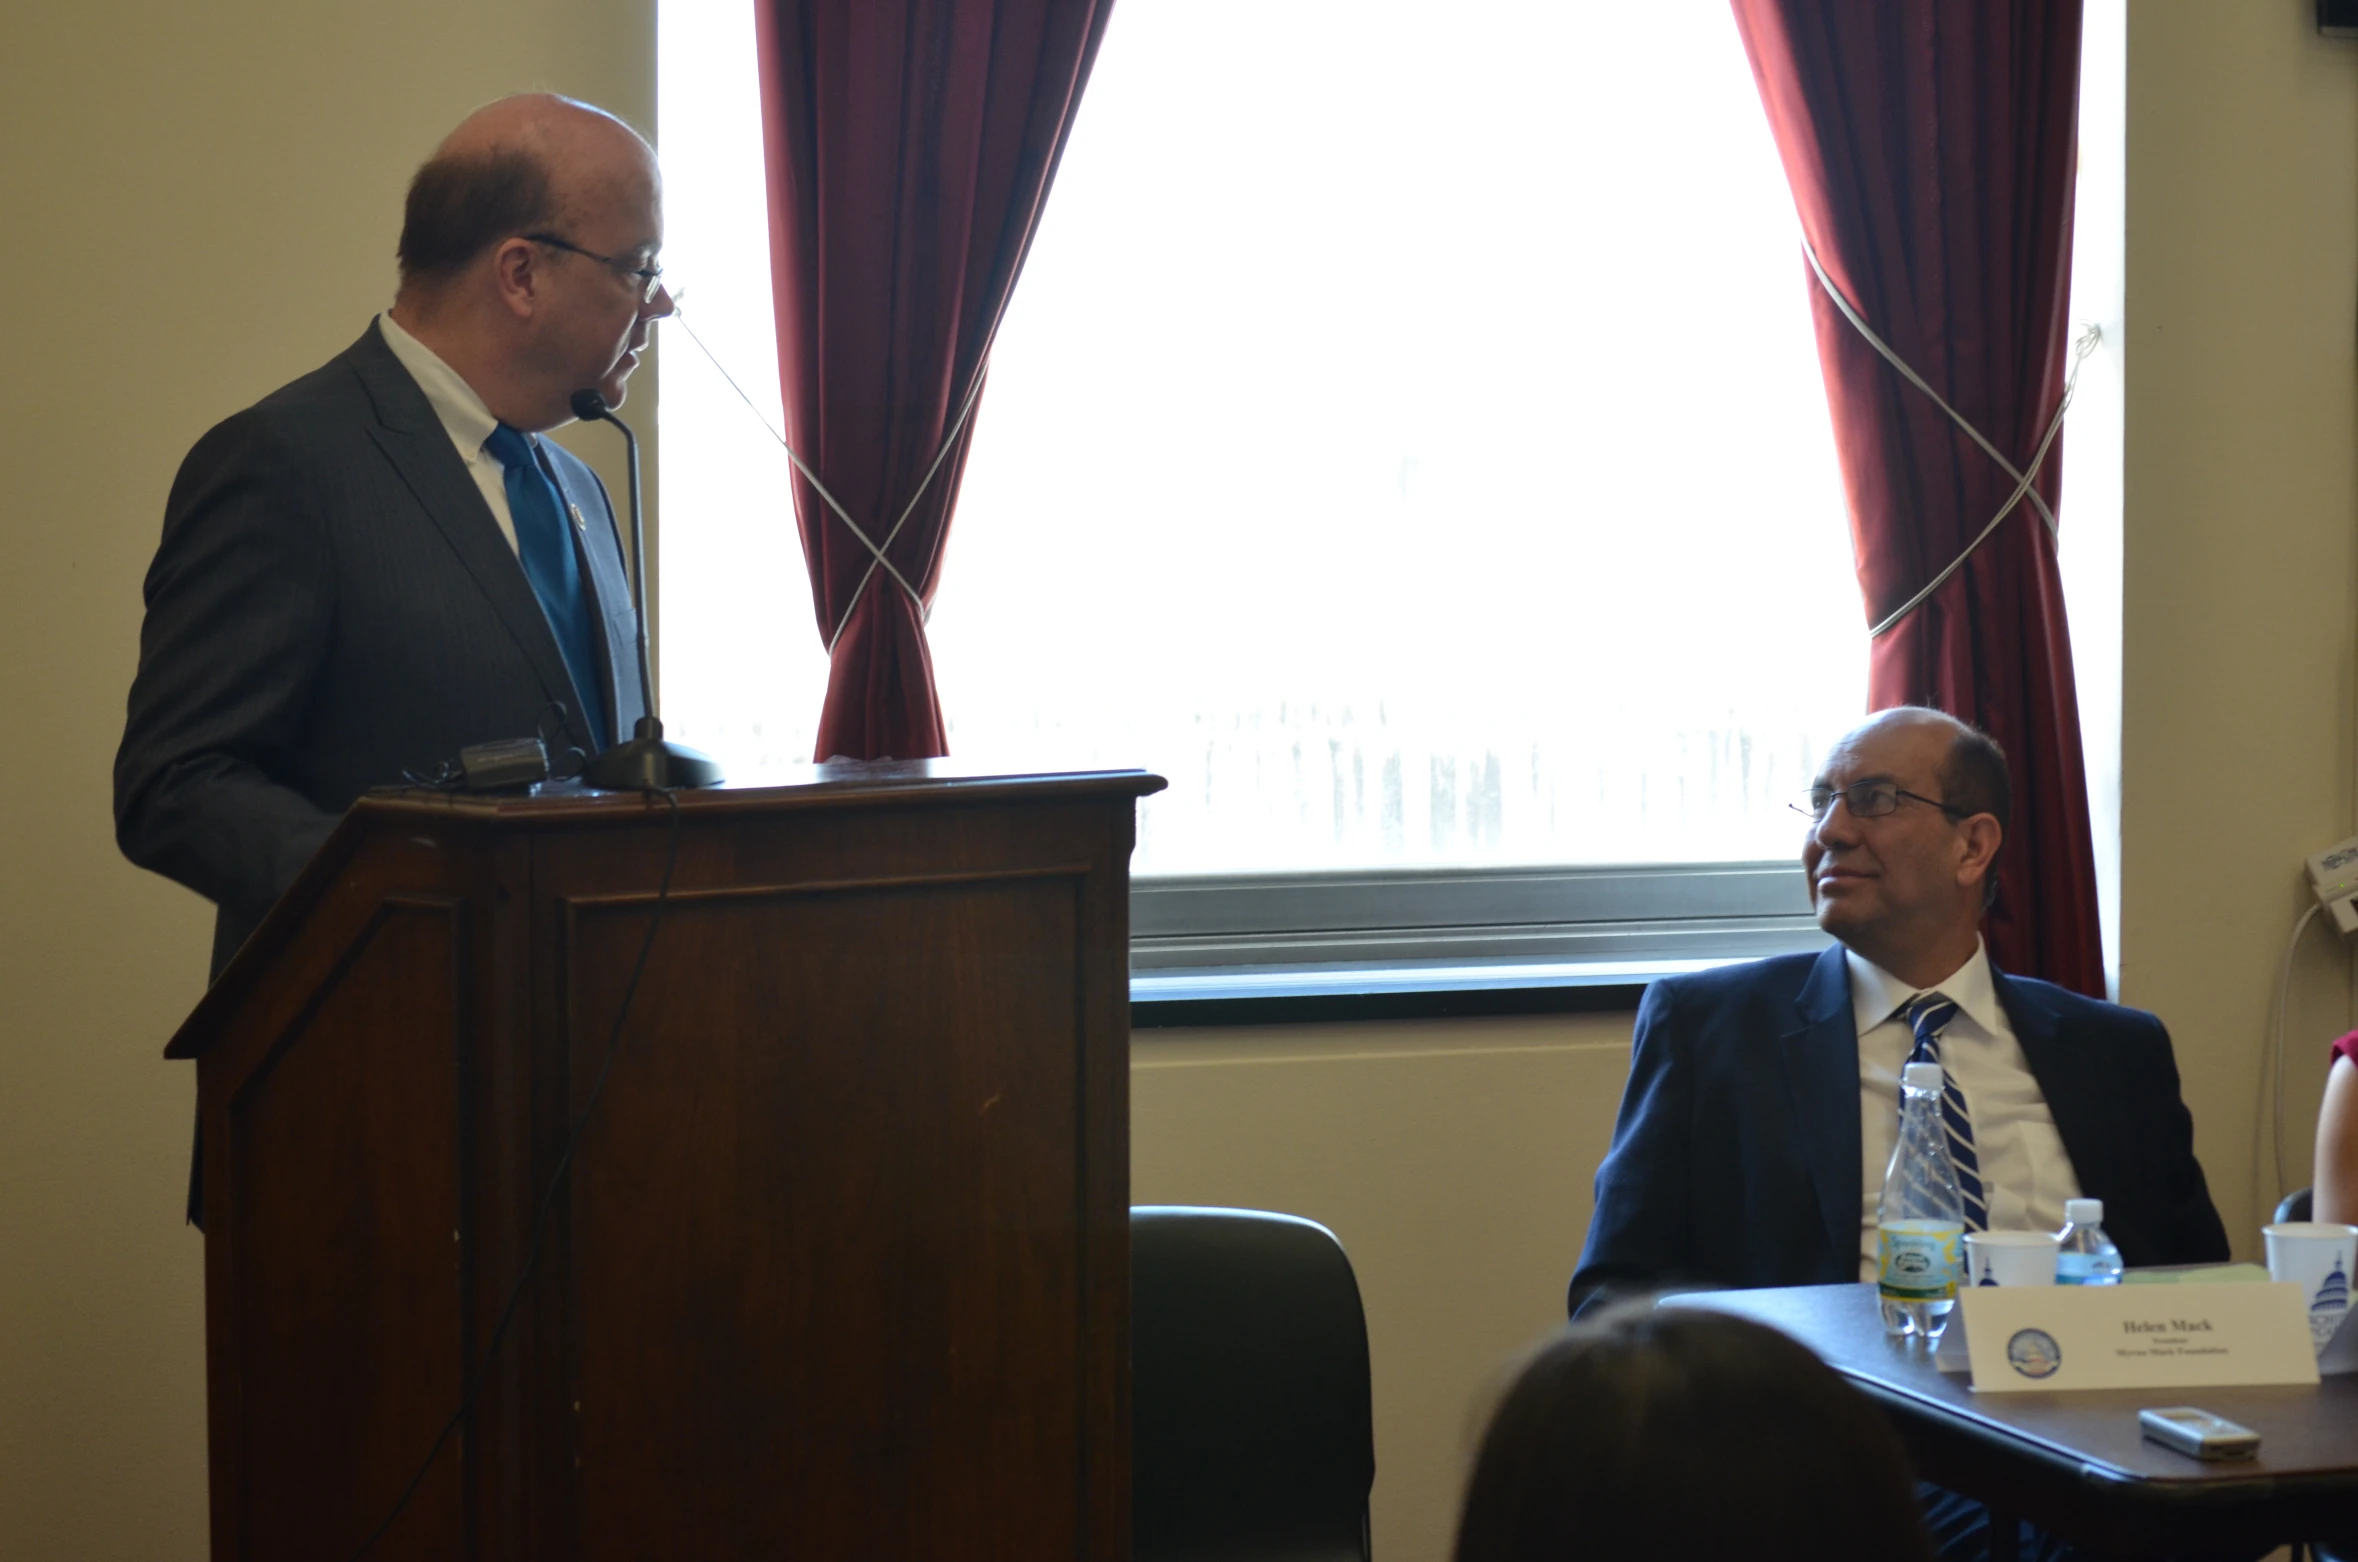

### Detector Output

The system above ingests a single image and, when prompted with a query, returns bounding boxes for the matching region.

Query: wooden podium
[166,763,1164,1561]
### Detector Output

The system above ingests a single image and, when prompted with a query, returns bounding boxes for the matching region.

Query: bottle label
[2056,1253,2113,1285]
[1878,1219,1963,1301]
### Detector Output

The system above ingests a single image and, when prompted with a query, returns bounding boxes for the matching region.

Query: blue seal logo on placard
[2006,1328,2062,1380]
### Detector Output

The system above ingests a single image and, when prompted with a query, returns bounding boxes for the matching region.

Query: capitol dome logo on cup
[1964,1230,2060,1288]
[2265,1221,2358,1354]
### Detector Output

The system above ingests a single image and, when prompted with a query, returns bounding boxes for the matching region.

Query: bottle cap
[2064,1197,2104,1225]
[1901,1061,1943,1092]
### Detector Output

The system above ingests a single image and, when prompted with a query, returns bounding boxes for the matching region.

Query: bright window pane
[658,0,1867,878]
[654,1,817,778]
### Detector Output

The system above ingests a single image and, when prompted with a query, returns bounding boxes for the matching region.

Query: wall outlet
[2306,836,2358,935]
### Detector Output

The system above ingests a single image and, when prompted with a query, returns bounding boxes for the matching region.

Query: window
[657,2,1864,993]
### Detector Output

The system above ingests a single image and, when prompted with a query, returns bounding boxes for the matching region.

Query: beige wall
[5,3,2357,1561]
[2119,2,2358,1246]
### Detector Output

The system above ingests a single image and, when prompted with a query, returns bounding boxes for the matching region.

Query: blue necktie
[1903,994,1988,1231]
[485,424,607,752]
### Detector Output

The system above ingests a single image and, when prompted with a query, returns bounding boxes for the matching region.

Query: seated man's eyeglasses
[522,232,666,303]
[1792,782,1971,822]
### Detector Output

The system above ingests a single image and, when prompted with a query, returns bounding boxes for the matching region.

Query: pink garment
[2334,1031,2358,1070]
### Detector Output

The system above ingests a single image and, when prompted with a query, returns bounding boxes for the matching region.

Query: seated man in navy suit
[1570,706,2229,1560]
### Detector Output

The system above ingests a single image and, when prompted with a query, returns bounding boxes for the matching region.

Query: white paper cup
[2263,1221,2358,1353]
[1964,1230,2060,1288]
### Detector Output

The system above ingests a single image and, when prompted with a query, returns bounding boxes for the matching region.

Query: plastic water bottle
[2055,1197,2123,1286]
[1879,1061,1967,1341]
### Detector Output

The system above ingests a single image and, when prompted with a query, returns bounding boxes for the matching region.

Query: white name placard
[1955,1283,2320,1393]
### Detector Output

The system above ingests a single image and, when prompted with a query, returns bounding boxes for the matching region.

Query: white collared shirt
[377,310,522,557]
[1849,939,2083,1279]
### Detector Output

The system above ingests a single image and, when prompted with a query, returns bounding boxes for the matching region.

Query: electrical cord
[537,701,588,781]
[347,786,685,1561]
[2273,900,2325,1208]
[397,758,467,791]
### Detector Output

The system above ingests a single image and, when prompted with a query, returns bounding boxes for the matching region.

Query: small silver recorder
[2137,1407,2259,1461]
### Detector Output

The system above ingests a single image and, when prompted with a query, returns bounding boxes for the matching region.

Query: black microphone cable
[537,699,588,781]
[346,786,684,1561]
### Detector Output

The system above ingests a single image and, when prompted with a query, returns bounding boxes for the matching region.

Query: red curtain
[1730,1,2102,996]
[755,0,1116,760]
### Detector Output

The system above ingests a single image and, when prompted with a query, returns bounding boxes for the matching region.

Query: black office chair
[2278,1187,2314,1224]
[1131,1206,1376,1562]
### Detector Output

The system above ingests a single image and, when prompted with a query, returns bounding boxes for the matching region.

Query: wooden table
[1671,1283,2358,1559]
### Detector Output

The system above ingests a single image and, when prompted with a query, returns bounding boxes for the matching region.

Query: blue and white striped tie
[1903,993,1987,1232]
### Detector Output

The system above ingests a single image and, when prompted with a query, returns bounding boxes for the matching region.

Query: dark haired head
[1454,1304,1935,1562]
[1936,721,2010,910]
[396,147,558,285]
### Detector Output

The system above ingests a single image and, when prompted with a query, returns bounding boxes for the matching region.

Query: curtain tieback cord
[668,306,987,655]
[681,258,2091,649]
[1801,239,2099,638]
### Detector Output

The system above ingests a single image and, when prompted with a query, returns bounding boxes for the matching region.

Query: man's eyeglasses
[1791,782,1971,822]
[522,232,666,304]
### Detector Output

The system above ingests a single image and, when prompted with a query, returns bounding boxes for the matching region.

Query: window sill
[1129,947,1825,1029]
[1127,860,1829,1028]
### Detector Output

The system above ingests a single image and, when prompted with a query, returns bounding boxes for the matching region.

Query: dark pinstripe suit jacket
[115,320,646,978]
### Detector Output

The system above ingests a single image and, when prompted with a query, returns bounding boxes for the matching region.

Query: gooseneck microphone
[569,388,723,790]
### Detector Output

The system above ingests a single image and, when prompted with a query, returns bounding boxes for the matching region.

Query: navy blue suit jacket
[1568,945,2230,1316]
[116,321,646,978]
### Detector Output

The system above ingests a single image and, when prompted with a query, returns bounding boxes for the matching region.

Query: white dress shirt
[377,311,522,557]
[1850,939,2083,1279]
